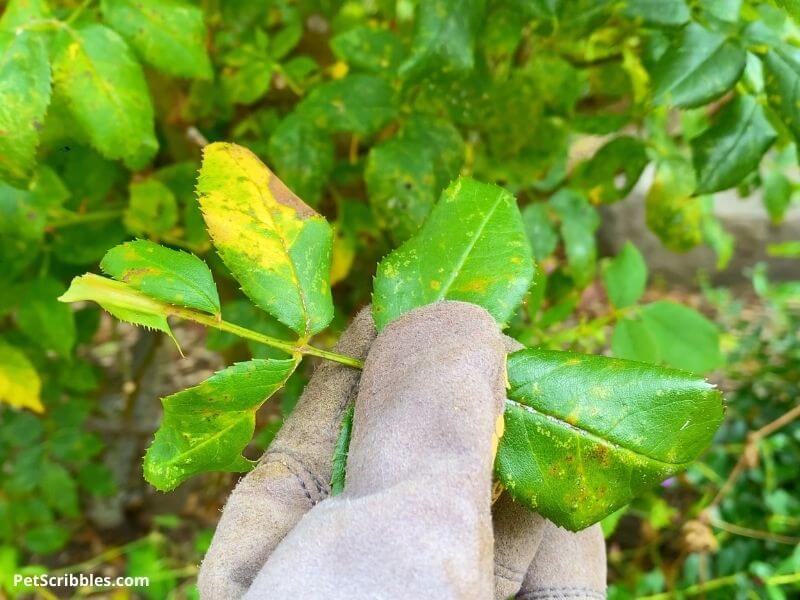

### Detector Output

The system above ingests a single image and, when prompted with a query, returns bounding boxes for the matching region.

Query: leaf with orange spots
[144,357,298,491]
[101,240,220,316]
[197,142,334,337]
[372,177,534,331]
[496,348,724,531]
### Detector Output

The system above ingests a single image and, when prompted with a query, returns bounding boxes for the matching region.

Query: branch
[638,570,800,599]
[60,274,365,369]
[708,403,800,508]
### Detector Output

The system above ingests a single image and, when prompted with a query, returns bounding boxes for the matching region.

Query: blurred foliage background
[0,0,799,597]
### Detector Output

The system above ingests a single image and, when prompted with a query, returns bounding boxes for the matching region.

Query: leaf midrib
[433,187,504,302]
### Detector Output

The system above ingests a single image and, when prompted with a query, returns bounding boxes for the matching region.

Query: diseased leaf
[52,24,157,169]
[17,277,76,358]
[100,0,212,79]
[0,30,51,184]
[295,74,398,136]
[59,274,179,349]
[400,0,485,80]
[101,240,220,315]
[571,136,648,205]
[0,0,50,30]
[143,358,298,491]
[124,178,179,237]
[637,301,723,373]
[650,23,745,108]
[0,340,43,413]
[372,177,534,331]
[763,49,800,145]
[267,114,334,207]
[197,142,334,337]
[366,115,464,243]
[496,348,724,530]
[331,26,406,74]
[692,95,776,194]
[645,158,703,252]
[0,183,46,282]
[602,242,647,309]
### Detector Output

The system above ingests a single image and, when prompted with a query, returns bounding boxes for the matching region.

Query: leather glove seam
[260,449,329,506]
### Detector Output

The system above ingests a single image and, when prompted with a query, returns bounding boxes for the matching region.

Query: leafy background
[0,0,799,597]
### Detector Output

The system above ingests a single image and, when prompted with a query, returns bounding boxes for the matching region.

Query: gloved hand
[198,302,606,599]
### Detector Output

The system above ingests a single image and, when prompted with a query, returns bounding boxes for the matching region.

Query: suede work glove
[198,302,607,599]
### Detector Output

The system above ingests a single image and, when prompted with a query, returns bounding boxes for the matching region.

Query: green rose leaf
[650,23,745,108]
[100,0,212,79]
[124,178,179,237]
[636,301,723,373]
[372,177,534,331]
[197,142,334,337]
[550,189,600,286]
[497,348,724,530]
[763,171,793,224]
[59,274,179,349]
[52,24,157,169]
[41,462,79,518]
[143,358,298,491]
[611,316,661,364]
[17,277,76,359]
[692,95,776,194]
[267,114,334,207]
[602,241,647,309]
[0,30,51,184]
[521,203,558,262]
[366,115,465,243]
[622,0,691,26]
[295,74,398,137]
[400,0,485,81]
[763,49,800,145]
[100,240,220,316]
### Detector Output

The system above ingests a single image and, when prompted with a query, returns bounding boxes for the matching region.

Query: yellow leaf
[197,142,334,336]
[0,340,44,413]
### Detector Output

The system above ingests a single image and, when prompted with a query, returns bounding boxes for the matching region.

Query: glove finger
[492,492,547,600]
[516,521,606,600]
[198,307,376,599]
[246,301,508,599]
